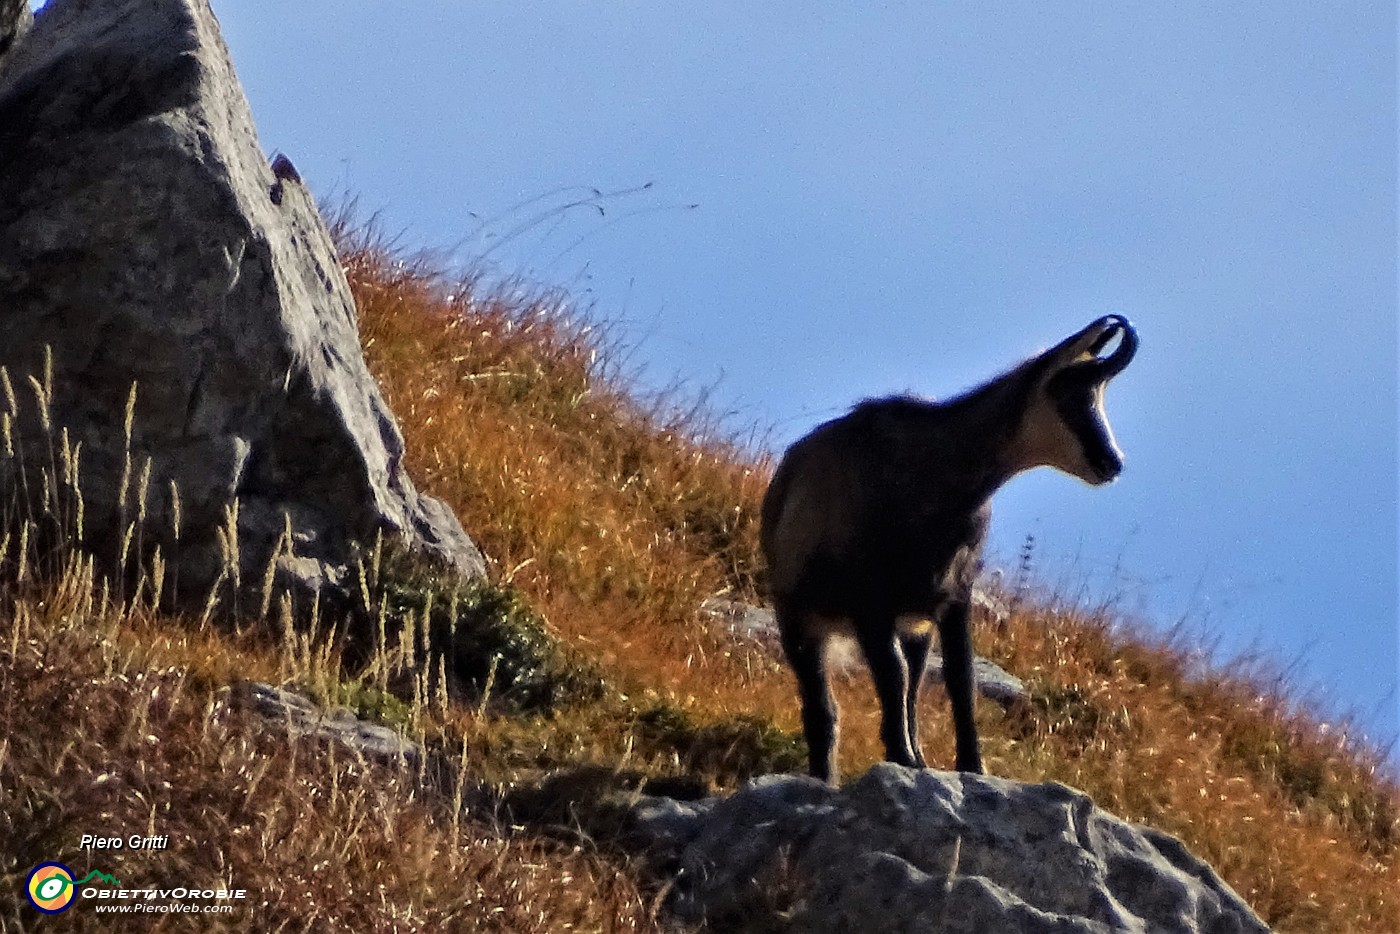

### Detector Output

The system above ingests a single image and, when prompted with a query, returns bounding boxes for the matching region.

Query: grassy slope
[0,228,1396,932]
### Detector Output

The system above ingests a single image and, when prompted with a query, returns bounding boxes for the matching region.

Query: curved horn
[1094,315,1138,378]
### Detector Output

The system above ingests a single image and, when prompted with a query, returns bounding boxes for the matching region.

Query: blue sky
[209,4,1396,757]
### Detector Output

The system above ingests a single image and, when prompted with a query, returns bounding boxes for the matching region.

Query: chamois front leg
[899,631,932,768]
[937,601,984,773]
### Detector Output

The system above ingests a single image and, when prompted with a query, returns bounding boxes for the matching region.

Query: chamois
[761,315,1138,781]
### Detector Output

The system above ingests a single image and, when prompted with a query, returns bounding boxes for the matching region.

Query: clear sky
[205,4,1396,757]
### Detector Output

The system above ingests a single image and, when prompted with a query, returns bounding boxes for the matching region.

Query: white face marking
[1091,383,1122,461]
[1013,376,1121,484]
[1073,383,1124,485]
[1012,389,1074,475]
[1007,317,1133,484]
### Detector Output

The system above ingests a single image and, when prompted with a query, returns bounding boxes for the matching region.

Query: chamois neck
[928,366,1039,498]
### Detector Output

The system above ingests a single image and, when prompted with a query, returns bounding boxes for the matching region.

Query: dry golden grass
[345,238,777,722]
[0,221,1396,932]
[0,588,664,932]
[345,228,1398,933]
[0,332,670,932]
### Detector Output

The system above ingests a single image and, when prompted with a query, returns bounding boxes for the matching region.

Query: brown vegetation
[0,225,1395,932]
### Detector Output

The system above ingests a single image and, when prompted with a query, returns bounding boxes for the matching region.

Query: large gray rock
[0,0,485,601]
[629,764,1273,934]
[0,0,30,72]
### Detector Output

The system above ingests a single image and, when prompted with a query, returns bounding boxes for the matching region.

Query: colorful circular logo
[26,862,77,914]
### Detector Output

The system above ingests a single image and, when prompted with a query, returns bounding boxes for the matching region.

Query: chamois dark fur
[761,316,1138,781]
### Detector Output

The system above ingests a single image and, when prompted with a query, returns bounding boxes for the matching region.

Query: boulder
[0,0,30,71]
[629,764,1274,934]
[0,0,485,602]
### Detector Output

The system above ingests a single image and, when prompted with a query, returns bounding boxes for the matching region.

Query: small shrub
[635,704,807,783]
[333,680,416,729]
[364,545,607,714]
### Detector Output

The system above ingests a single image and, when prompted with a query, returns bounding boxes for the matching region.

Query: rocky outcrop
[0,0,29,71]
[629,764,1273,934]
[0,0,484,601]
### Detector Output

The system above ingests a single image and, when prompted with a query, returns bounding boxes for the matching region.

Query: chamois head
[1012,315,1138,485]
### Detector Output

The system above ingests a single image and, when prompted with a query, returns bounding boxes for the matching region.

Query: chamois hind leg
[899,631,932,768]
[855,615,920,768]
[778,609,839,783]
[937,601,984,773]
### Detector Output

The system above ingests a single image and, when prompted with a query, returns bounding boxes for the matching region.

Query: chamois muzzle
[1087,445,1124,484]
